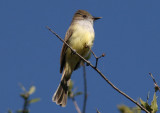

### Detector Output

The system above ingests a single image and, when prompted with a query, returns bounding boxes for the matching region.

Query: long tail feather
[52,70,70,107]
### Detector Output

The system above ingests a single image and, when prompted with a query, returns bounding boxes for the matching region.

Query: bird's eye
[83,15,87,18]
[76,12,81,15]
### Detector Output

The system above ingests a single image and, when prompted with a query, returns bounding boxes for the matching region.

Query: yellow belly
[69,25,95,57]
[65,23,95,72]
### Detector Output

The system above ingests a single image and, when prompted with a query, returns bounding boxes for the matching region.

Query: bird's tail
[52,69,70,107]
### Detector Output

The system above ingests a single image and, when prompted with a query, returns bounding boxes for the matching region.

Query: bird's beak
[93,17,102,21]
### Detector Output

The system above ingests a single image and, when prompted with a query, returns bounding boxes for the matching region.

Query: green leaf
[140,98,146,107]
[140,98,152,112]
[151,92,158,113]
[73,92,83,97]
[118,105,134,113]
[28,86,36,95]
[132,106,141,113]
[118,105,141,113]
[29,98,40,104]
[68,80,74,98]
[68,80,73,91]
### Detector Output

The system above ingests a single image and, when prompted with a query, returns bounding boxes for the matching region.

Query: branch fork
[46,26,150,113]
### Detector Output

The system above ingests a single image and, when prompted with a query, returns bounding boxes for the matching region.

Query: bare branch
[22,95,29,113]
[96,108,101,113]
[68,80,82,113]
[149,73,160,92]
[82,63,87,113]
[72,97,81,113]
[46,26,150,113]
[90,49,105,68]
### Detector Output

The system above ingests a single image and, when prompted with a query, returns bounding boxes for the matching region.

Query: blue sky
[0,0,160,113]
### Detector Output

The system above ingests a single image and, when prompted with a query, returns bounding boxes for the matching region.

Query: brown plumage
[52,10,101,107]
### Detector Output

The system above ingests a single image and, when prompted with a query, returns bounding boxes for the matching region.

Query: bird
[52,10,101,107]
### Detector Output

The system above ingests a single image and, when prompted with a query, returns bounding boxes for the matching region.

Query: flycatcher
[52,10,101,107]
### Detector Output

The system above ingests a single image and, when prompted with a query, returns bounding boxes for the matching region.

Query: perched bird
[52,10,101,107]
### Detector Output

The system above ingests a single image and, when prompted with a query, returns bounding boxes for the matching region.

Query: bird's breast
[69,23,95,56]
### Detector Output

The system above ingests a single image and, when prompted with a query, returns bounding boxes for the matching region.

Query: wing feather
[60,27,73,73]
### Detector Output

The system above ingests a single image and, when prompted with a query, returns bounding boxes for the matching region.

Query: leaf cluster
[118,92,158,113]
[68,80,83,99]
[8,84,40,113]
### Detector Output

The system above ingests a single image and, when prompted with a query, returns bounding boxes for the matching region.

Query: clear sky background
[0,0,160,113]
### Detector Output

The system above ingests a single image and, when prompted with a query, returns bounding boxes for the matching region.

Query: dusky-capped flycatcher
[52,10,101,107]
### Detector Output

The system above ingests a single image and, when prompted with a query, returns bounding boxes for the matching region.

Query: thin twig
[96,108,101,113]
[149,73,160,92]
[72,97,81,113]
[68,82,81,113]
[46,26,150,113]
[22,94,29,113]
[82,63,87,113]
[90,49,105,68]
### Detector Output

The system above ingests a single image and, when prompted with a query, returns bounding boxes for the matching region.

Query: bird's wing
[60,27,73,73]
